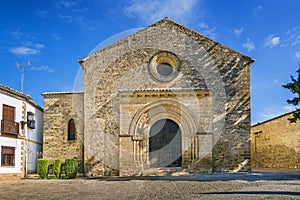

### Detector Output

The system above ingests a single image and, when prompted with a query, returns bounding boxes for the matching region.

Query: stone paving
[0,172,299,200]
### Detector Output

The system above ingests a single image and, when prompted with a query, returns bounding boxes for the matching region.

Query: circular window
[157,63,173,76]
[148,52,180,82]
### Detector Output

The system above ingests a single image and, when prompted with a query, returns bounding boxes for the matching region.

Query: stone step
[142,168,189,176]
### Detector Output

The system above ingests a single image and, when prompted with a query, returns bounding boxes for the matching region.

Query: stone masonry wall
[251,112,300,170]
[80,18,254,176]
[43,93,84,167]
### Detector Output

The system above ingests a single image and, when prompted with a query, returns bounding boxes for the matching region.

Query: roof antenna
[16,60,31,92]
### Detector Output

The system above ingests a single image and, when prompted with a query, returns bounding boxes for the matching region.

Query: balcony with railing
[1,120,19,136]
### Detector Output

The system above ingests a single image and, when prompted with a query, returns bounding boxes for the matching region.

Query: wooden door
[149,119,182,167]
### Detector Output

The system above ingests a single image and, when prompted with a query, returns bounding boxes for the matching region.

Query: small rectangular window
[1,146,15,166]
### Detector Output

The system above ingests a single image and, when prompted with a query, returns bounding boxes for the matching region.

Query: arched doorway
[149,119,182,168]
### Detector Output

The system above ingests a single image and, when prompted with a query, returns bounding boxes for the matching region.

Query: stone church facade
[43,18,254,176]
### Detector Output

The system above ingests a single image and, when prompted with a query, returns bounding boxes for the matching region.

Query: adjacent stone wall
[42,93,84,168]
[251,112,300,170]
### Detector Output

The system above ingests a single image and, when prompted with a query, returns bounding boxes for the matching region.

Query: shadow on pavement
[197,191,300,196]
[88,171,300,182]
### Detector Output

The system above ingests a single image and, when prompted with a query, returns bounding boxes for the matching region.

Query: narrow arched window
[68,119,76,141]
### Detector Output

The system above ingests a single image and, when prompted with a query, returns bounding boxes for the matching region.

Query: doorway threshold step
[142,168,189,176]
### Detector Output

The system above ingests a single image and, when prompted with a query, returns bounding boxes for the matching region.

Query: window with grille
[1,146,15,166]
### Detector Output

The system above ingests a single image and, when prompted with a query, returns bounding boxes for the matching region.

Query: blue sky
[1,0,300,124]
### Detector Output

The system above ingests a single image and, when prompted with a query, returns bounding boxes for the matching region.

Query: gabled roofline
[42,91,84,97]
[0,84,43,111]
[27,99,44,112]
[151,18,255,63]
[0,84,30,100]
[252,110,295,127]
[78,17,255,69]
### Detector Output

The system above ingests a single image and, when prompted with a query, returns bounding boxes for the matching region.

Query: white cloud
[34,43,45,49]
[254,5,263,17]
[10,30,37,40]
[58,14,72,21]
[88,27,96,31]
[21,41,45,49]
[242,38,255,52]
[264,35,280,48]
[73,8,88,13]
[52,33,62,41]
[57,0,81,8]
[292,35,300,46]
[283,28,300,47]
[272,79,280,85]
[33,10,48,17]
[254,105,295,124]
[125,0,198,24]
[233,28,243,36]
[58,14,83,24]
[295,50,300,59]
[197,22,217,39]
[252,79,281,90]
[31,65,54,73]
[201,27,217,39]
[9,46,40,55]
[256,5,263,11]
[10,30,23,38]
[198,22,209,29]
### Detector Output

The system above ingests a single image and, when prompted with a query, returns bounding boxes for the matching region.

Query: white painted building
[0,84,43,179]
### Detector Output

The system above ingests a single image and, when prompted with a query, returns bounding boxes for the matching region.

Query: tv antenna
[16,61,31,92]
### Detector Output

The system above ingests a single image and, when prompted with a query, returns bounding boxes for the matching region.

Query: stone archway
[119,90,213,176]
[127,99,198,169]
[149,118,182,168]
[129,99,198,139]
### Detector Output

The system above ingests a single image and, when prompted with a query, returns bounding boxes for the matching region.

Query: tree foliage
[282,67,300,123]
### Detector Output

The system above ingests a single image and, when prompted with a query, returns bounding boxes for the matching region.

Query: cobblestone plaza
[0,172,299,199]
